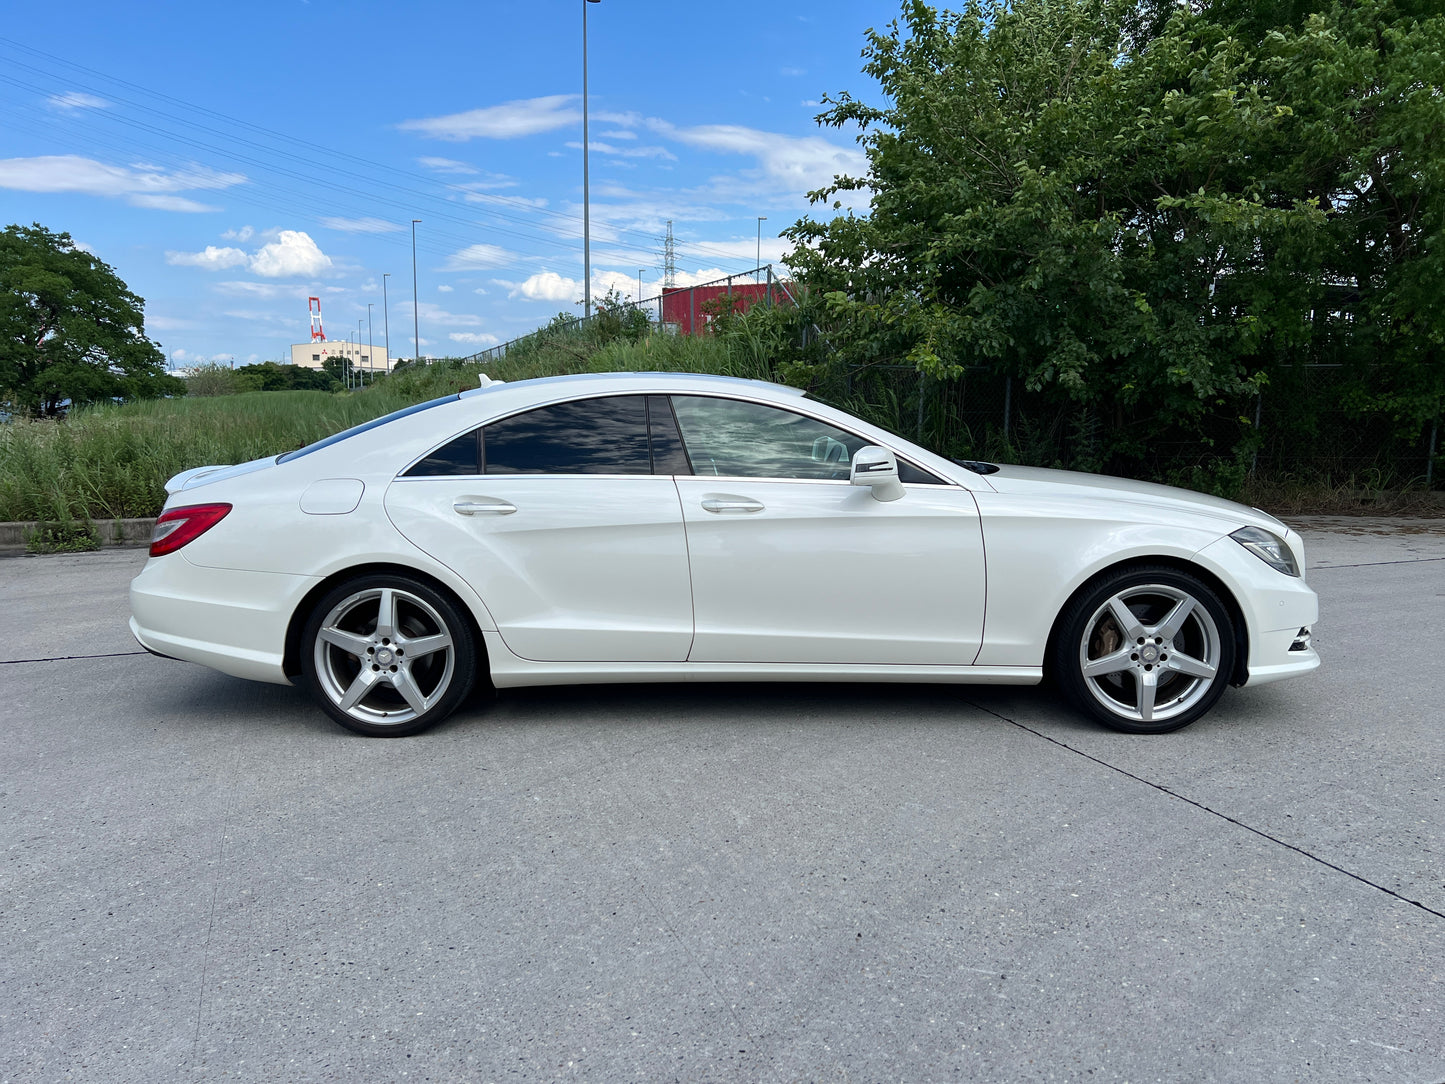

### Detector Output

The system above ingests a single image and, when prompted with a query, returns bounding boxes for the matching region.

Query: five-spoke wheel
[1055,567,1235,733]
[300,574,477,736]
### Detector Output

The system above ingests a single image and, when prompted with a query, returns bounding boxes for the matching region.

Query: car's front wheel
[300,574,477,736]
[1054,567,1235,734]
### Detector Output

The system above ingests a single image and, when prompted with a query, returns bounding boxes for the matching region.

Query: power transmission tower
[662,220,677,289]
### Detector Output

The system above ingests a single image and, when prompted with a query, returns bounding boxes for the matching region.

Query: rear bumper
[129,555,317,686]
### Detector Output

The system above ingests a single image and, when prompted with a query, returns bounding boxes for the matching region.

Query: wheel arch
[1043,556,1250,688]
[283,562,490,682]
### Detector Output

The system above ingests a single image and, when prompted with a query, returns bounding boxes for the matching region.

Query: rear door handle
[454,499,517,516]
[701,497,765,514]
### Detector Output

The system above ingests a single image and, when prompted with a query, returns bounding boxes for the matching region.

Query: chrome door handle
[454,500,517,516]
[701,497,764,514]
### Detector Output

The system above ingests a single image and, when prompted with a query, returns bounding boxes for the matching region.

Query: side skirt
[481,631,1041,689]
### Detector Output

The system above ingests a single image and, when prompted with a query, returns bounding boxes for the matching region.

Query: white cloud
[215,282,301,299]
[321,216,404,233]
[598,129,638,140]
[461,191,547,209]
[418,156,480,174]
[564,140,677,161]
[648,121,866,193]
[496,271,581,304]
[251,231,331,277]
[174,230,332,278]
[437,284,454,293]
[449,332,500,346]
[780,67,806,77]
[166,245,251,270]
[0,155,244,211]
[410,301,485,327]
[47,92,110,111]
[443,243,513,271]
[400,95,580,141]
[222,225,255,241]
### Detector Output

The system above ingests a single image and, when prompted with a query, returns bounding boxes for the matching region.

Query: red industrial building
[661,278,792,336]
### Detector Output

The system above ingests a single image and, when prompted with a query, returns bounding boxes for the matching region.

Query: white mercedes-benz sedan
[130,371,1319,737]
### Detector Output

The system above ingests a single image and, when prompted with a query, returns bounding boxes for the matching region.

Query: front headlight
[1232,526,1300,577]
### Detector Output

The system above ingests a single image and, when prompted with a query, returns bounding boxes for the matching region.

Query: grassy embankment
[0,329,756,525]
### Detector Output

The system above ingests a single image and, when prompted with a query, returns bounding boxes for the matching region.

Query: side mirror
[850,445,905,502]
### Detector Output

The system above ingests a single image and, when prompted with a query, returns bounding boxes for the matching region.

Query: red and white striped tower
[308,296,326,341]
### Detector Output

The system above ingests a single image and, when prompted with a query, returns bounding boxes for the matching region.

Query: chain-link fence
[456,272,1440,490]
[810,362,1441,489]
[459,266,790,365]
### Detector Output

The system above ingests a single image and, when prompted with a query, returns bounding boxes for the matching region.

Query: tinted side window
[483,396,651,474]
[669,396,869,479]
[405,430,481,476]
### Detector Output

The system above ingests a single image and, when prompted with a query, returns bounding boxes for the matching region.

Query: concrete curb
[0,518,156,554]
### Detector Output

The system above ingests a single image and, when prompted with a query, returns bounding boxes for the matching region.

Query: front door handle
[701,497,765,514]
[454,499,517,516]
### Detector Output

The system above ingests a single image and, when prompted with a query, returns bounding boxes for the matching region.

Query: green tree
[321,353,355,387]
[234,360,341,392]
[787,0,1445,474]
[0,223,183,416]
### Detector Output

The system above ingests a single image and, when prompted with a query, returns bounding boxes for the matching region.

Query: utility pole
[757,216,767,282]
[382,273,391,371]
[367,304,374,384]
[582,0,601,320]
[411,219,422,364]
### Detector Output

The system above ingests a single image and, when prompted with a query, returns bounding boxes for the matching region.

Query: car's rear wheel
[1054,567,1235,734]
[300,574,477,736]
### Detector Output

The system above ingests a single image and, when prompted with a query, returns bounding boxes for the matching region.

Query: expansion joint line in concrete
[1,650,148,664]
[967,701,1445,924]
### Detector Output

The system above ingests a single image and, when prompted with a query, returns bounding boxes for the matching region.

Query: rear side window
[483,396,651,474]
[404,430,480,477]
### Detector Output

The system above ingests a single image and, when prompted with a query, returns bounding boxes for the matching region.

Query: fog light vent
[1289,627,1313,652]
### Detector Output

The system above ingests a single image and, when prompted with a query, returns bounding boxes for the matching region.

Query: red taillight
[149,503,232,557]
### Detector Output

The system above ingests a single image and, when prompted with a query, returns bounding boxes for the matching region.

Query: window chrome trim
[392,389,962,487]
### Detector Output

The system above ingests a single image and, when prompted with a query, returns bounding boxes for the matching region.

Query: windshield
[276,394,460,464]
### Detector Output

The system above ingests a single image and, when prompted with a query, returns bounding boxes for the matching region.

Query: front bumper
[129,554,319,686]
[1194,531,1320,687]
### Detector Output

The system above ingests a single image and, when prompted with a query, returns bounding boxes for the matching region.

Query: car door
[383,394,694,663]
[667,394,986,666]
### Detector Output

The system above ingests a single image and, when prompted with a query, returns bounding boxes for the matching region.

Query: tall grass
[0,330,748,522]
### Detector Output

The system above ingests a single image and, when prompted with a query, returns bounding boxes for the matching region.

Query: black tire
[299,574,478,737]
[1053,566,1235,734]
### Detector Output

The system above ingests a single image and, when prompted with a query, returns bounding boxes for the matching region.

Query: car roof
[458,370,807,402]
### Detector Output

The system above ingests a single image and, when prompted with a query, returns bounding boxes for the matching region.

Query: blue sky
[0,2,893,369]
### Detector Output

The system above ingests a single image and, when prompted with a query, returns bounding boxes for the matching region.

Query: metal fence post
[1428,415,1439,488]
[1251,391,1263,476]
[1003,375,1012,443]
[917,372,927,441]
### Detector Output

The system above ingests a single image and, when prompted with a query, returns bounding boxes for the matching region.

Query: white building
[289,340,393,375]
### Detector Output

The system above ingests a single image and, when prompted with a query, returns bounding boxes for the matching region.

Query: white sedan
[130,372,1319,737]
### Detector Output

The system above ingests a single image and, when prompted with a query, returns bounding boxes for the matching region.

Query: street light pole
[411,219,422,365]
[757,216,767,281]
[382,273,391,372]
[367,304,374,385]
[582,0,601,321]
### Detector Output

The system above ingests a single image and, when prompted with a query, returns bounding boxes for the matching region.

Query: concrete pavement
[2,521,1442,1082]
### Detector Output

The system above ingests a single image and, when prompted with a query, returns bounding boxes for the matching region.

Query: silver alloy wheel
[311,586,457,726]
[1077,582,1223,725]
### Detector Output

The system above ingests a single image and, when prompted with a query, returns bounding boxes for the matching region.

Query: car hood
[982,464,1286,531]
